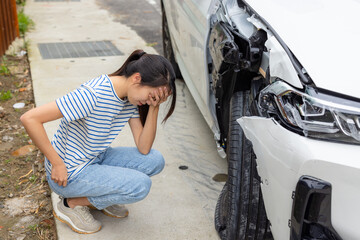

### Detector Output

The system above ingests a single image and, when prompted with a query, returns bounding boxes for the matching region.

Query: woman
[20,49,176,234]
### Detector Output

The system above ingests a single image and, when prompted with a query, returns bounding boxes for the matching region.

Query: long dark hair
[109,49,177,126]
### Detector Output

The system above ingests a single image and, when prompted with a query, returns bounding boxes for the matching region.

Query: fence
[0,0,19,56]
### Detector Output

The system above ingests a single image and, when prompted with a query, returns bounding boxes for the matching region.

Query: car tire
[214,91,273,240]
[161,4,182,79]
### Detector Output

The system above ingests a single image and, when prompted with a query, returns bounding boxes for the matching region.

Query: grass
[1,56,10,76]
[0,90,13,101]
[28,224,38,231]
[5,159,12,164]
[29,174,37,183]
[16,0,26,6]
[18,10,34,36]
[0,64,10,75]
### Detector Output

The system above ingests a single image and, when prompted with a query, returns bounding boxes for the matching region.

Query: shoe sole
[88,205,129,218]
[101,209,129,219]
[53,210,101,234]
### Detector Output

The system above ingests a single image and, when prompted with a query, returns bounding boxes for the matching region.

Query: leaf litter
[0,54,56,240]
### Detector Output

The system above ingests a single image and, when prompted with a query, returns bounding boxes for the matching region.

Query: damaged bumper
[237,116,360,240]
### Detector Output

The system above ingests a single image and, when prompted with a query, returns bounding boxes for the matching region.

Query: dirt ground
[0,53,56,239]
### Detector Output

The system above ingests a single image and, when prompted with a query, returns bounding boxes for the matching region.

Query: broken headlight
[258,80,360,144]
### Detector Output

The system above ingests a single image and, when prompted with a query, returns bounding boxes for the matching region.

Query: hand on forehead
[147,86,171,106]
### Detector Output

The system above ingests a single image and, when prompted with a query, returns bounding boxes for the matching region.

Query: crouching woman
[20,49,176,234]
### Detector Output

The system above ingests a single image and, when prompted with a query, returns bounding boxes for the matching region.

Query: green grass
[29,174,37,183]
[18,10,34,36]
[0,90,13,101]
[0,64,10,76]
[27,224,38,231]
[16,0,26,6]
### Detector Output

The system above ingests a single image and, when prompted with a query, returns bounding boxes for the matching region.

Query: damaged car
[162,0,360,239]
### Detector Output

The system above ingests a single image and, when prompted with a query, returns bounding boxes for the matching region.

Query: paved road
[96,0,163,55]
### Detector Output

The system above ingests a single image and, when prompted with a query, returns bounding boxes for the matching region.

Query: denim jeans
[46,147,165,210]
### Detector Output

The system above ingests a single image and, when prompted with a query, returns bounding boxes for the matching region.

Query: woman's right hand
[147,86,171,107]
[51,163,68,187]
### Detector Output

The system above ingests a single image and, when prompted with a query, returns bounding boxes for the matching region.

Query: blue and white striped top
[45,74,140,180]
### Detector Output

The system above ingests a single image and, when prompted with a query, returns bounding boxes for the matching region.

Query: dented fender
[237,116,360,240]
[237,116,299,240]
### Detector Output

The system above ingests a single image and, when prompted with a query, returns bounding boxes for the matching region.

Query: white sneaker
[54,198,101,234]
[89,204,129,218]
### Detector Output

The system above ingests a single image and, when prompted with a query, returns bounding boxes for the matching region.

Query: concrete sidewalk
[24,0,225,239]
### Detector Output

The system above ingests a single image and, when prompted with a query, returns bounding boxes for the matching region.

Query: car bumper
[238,116,360,240]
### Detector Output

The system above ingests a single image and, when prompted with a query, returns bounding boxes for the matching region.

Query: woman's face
[127,84,165,106]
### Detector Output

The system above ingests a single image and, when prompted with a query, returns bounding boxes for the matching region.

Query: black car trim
[290,176,342,240]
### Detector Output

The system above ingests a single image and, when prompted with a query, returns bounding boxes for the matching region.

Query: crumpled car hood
[247,0,360,98]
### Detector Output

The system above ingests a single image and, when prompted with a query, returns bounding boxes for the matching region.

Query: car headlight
[258,80,360,144]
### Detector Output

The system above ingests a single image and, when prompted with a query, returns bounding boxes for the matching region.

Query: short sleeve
[131,107,140,119]
[56,86,98,122]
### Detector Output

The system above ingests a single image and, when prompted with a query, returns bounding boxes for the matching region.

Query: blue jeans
[46,147,165,210]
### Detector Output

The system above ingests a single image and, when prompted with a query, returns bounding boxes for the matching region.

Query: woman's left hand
[146,86,171,107]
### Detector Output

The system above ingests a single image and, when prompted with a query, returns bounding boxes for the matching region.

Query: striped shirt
[45,74,140,180]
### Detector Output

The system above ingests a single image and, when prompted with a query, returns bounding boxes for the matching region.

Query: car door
[174,0,214,127]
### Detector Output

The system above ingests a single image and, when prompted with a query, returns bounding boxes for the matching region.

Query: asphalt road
[96,0,163,55]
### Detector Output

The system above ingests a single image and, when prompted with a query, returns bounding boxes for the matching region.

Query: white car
[162,0,360,239]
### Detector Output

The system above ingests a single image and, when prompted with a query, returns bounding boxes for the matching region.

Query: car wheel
[215,91,273,240]
[161,4,182,79]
